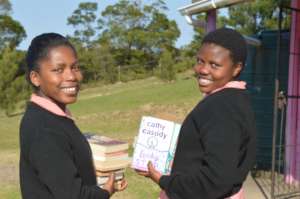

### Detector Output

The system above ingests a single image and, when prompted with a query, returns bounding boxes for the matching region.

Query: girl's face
[30,46,82,107]
[194,43,242,94]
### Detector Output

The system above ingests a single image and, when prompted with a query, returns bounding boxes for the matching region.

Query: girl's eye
[72,65,80,71]
[211,63,220,69]
[52,67,63,73]
[197,58,204,65]
[211,63,217,68]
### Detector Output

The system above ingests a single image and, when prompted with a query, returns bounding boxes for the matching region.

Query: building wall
[240,30,290,170]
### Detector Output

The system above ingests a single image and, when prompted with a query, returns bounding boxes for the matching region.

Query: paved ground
[244,174,266,199]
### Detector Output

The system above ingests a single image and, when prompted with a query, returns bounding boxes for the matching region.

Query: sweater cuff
[96,186,110,199]
[159,175,171,190]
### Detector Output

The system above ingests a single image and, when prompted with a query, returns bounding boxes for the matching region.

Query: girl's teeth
[62,87,76,93]
[199,78,212,85]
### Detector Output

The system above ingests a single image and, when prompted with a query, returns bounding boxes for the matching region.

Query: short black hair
[202,27,247,65]
[25,33,76,88]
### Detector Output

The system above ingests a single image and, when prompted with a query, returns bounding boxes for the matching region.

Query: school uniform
[159,82,256,199]
[19,94,110,199]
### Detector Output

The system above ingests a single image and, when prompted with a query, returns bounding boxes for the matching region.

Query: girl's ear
[233,62,243,77]
[29,71,41,87]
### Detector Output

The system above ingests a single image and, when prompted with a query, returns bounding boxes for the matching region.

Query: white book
[131,116,181,174]
[97,173,124,185]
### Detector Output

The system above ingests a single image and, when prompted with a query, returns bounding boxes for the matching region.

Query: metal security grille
[252,3,300,199]
[253,93,300,199]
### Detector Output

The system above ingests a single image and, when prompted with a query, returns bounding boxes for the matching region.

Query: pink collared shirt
[30,94,72,120]
[205,81,246,96]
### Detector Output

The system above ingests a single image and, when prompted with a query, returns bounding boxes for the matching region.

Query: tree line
[0,0,291,116]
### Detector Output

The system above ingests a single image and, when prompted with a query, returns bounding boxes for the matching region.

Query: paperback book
[131,116,181,175]
[85,133,131,171]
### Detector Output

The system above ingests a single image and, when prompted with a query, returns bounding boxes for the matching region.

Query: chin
[65,99,77,104]
[198,86,211,94]
[61,96,78,105]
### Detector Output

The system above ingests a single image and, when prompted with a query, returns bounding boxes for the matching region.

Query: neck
[35,90,66,111]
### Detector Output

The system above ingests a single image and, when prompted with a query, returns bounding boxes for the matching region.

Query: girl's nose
[194,63,209,74]
[65,68,76,81]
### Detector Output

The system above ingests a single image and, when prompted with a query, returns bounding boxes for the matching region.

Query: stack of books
[85,133,131,188]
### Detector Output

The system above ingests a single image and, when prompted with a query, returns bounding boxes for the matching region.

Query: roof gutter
[178,0,252,25]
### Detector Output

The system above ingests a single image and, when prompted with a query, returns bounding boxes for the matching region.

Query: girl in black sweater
[19,33,127,199]
[137,28,256,199]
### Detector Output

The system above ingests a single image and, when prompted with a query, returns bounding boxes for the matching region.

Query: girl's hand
[103,173,128,196]
[135,161,162,184]
[115,178,128,192]
[103,173,115,196]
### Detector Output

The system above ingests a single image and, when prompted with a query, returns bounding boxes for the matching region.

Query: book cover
[131,116,181,174]
[164,123,181,174]
[85,134,129,154]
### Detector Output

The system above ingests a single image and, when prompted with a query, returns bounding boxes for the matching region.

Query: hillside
[0,72,202,199]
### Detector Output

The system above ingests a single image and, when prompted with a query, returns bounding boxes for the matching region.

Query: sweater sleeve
[159,103,244,199]
[29,128,110,199]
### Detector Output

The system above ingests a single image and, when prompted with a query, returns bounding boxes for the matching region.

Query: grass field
[0,71,202,199]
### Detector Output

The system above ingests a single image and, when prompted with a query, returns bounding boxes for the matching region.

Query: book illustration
[147,136,158,149]
[131,116,181,174]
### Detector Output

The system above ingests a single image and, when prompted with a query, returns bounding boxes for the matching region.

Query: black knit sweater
[19,102,110,199]
[159,88,256,199]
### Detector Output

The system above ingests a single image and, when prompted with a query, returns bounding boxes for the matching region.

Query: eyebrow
[56,60,78,67]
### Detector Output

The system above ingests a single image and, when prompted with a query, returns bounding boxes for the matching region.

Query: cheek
[39,75,58,86]
[76,72,83,82]
[213,68,235,80]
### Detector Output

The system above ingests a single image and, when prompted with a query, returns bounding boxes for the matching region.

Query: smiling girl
[19,33,127,199]
[137,28,256,199]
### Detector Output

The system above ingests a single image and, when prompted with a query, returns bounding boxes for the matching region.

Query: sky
[10,0,195,50]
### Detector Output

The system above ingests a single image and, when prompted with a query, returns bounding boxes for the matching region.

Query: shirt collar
[205,81,247,96]
[30,93,72,119]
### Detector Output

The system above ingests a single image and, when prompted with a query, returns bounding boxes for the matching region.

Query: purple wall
[285,0,300,184]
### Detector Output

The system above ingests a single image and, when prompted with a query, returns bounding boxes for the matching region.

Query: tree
[218,0,291,35]
[99,0,180,69]
[0,0,26,50]
[0,47,29,116]
[147,11,180,51]
[158,48,175,81]
[100,0,147,66]
[0,0,11,15]
[0,15,26,50]
[67,2,98,47]
[94,43,117,83]
[73,40,117,84]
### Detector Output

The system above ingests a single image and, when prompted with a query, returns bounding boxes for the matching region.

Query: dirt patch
[0,151,19,186]
[0,164,19,185]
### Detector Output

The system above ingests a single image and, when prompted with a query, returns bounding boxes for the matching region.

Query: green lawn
[0,72,201,199]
